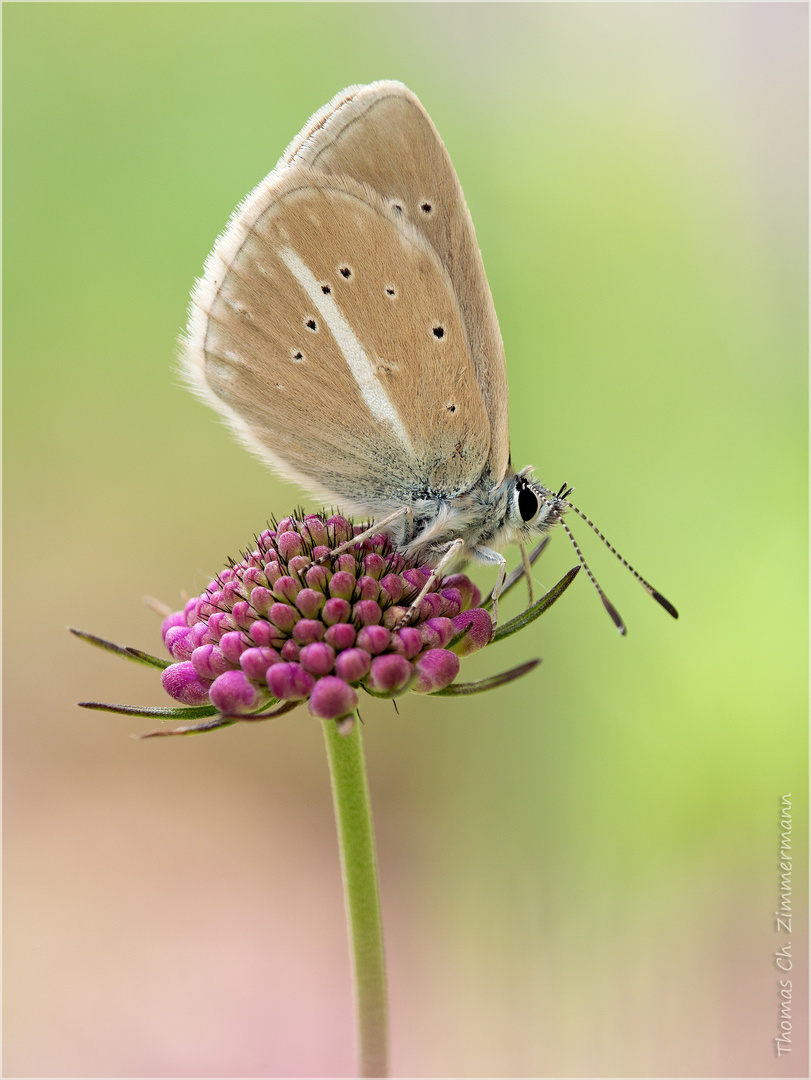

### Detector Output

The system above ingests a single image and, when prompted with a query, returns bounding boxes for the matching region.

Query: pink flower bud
[325,623,356,651]
[362,553,387,580]
[328,571,356,601]
[161,611,187,644]
[239,646,282,682]
[403,568,428,592]
[224,587,239,610]
[299,642,336,676]
[209,670,262,715]
[219,630,249,663]
[295,588,326,619]
[277,530,305,560]
[191,644,232,680]
[439,588,463,618]
[267,662,315,701]
[161,662,212,706]
[334,648,371,683]
[418,592,444,621]
[382,606,408,629]
[293,619,326,645]
[420,617,454,650]
[304,564,330,592]
[442,574,481,611]
[356,624,391,655]
[326,515,353,545]
[231,600,254,630]
[302,515,329,547]
[356,575,380,601]
[322,597,351,626]
[450,608,493,656]
[280,640,300,661]
[264,561,283,587]
[273,576,301,604]
[308,677,358,721]
[391,626,424,659]
[287,555,310,577]
[379,574,405,604]
[269,602,298,633]
[413,648,460,693]
[248,620,284,648]
[249,586,273,616]
[366,654,413,695]
[242,566,268,592]
[353,600,382,626]
[206,612,230,640]
[164,625,194,661]
[189,623,209,649]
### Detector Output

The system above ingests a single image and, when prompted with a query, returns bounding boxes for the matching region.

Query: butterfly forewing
[286,81,511,485]
[186,169,491,514]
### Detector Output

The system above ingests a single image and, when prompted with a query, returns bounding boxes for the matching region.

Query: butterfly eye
[517,485,540,523]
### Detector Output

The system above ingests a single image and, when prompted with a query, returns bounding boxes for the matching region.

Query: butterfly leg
[396,537,466,628]
[519,543,535,605]
[474,546,509,626]
[314,506,413,566]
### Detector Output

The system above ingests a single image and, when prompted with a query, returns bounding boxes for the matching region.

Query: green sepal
[138,697,302,738]
[78,701,218,719]
[139,716,237,738]
[430,657,540,696]
[491,565,580,643]
[124,646,171,670]
[234,699,301,722]
[69,628,170,670]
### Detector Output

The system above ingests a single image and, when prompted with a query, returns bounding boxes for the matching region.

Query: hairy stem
[322,718,389,1077]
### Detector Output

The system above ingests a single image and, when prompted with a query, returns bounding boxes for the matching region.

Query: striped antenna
[557,516,628,635]
[541,485,679,632]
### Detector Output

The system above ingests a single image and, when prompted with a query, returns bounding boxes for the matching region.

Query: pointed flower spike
[139,715,238,738]
[430,658,541,696]
[69,628,170,670]
[124,647,172,670]
[491,566,581,644]
[78,701,219,719]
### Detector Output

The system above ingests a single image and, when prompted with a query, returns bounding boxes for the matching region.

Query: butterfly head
[503,469,569,545]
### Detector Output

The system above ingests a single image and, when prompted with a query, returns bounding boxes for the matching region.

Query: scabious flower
[73,511,579,736]
[160,513,487,719]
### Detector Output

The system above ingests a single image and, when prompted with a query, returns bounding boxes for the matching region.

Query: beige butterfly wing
[183,82,507,517]
[287,81,511,484]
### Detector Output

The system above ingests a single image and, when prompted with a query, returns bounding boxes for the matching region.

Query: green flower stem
[322,718,389,1078]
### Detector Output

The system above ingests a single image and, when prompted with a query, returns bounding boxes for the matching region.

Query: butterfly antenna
[563,497,679,621]
[555,515,628,635]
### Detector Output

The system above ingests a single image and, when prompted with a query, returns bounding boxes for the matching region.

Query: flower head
[73,511,580,736]
[160,513,488,722]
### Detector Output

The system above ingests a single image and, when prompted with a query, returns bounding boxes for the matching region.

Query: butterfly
[182,81,677,631]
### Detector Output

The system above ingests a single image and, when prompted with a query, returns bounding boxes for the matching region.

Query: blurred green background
[4,4,807,1077]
